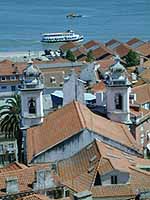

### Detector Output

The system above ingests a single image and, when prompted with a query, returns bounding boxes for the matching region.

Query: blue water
[0,0,149,52]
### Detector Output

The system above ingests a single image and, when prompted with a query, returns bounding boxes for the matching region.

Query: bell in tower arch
[28,98,36,114]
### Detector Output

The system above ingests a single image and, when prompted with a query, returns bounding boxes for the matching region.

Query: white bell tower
[106,56,131,124]
[20,60,44,128]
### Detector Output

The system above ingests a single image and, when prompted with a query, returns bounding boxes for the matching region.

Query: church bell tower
[106,56,131,124]
[20,60,44,128]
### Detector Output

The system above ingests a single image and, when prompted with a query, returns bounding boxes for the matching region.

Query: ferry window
[28,98,36,114]
[115,93,123,110]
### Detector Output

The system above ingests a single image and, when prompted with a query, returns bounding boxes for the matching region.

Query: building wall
[101,170,130,185]
[0,137,18,167]
[30,129,140,164]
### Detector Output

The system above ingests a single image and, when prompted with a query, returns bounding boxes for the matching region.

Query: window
[10,76,16,80]
[111,175,117,184]
[50,77,56,84]
[1,76,6,81]
[0,155,4,165]
[0,144,3,152]
[8,143,14,149]
[28,98,36,114]
[11,86,16,91]
[115,93,123,110]
[1,86,7,89]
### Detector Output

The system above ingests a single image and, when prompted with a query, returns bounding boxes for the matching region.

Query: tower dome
[111,55,125,73]
[24,59,40,78]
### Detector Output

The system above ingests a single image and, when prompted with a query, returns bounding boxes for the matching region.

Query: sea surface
[0,0,149,52]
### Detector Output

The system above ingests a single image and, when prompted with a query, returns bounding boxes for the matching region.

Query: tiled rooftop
[27,101,139,163]
[58,139,150,196]
[132,83,150,104]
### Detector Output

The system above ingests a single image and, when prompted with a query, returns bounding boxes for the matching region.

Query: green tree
[86,50,95,62]
[66,49,76,62]
[124,50,140,67]
[0,94,22,161]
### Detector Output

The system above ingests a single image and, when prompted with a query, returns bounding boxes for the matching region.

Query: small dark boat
[66,13,82,18]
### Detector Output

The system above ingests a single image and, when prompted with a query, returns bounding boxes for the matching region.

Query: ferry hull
[41,38,83,43]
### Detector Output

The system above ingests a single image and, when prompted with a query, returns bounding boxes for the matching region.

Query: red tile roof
[59,42,78,52]
[91,81,106,94]
[83,40,102,50]
[92,46,113,60]
[0,162,27,173]
[113,43,132,58]
[96,58,115,71]
[105,39,121,48]
[126,38,144,48]
[0,163,58,197]
[132,84,150,104]
[136,42,150,56]
[17,194,50,200]
[27,101,139,163]
[0,60,26,75]
[58,140,150,197]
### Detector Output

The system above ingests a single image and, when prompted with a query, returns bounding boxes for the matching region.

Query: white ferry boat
[41,30,83,43]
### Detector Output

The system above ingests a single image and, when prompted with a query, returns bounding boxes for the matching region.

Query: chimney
[140,56,144,65]
[73,190,92,200]
[6,177,19,194]
[34,169,55,190]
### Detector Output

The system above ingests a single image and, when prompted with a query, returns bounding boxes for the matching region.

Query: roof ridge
[121,124,137,148]
[74,101,86,128]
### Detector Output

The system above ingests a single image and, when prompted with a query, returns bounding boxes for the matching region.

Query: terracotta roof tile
[132,84,150,104]
[27,101,139,163]
[126,38,144,48]
[113,43,132,58]
[105,39,121,48]
[91,81,106,94]
[73,47,87,58]
[96,58,115,71]
[91,185,134,198]
[58,140,150,196]
[17,194,50,200]
[0,162,27,173]
[139,68,150,82]
[0,163,58,197]
[59,42,78,52]
[92,46,113,60]
[83,40,102,50]
[0,60,26,75]
[136,42,150,56]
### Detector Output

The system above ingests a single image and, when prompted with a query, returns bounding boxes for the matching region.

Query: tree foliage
[66,49,76,62]
[86,50,95,62]
[0,94,22,161]
[124,50,140,67]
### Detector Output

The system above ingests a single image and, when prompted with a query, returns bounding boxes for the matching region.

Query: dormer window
[115,93,123,110]
[28,98,36,114]
[1,76,6,81]
[111,175,117,184]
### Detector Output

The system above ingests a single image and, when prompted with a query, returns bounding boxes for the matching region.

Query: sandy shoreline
[0,50,45,61]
